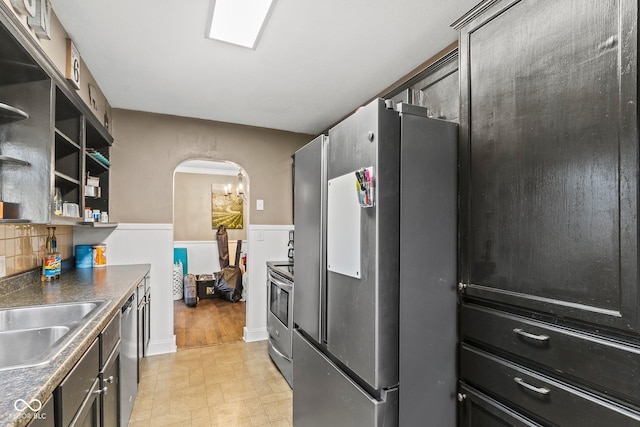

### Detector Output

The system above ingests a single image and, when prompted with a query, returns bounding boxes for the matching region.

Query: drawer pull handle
[513,328,549,342]
[93,386,109,396]
[514,377,550,396]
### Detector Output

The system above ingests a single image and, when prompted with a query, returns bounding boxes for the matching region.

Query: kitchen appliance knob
[367,131,375,142]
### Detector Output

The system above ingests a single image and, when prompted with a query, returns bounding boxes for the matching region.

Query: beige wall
[2,1,111,127]
[174,172,248,241]
[110,109,312,225]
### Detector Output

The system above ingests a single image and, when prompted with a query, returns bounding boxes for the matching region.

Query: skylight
[206,0,276,49]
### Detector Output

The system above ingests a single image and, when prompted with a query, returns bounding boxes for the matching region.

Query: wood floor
[174,297,246,349]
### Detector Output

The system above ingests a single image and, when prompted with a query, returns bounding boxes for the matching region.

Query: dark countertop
[0,264,150,427]
[267,261,294,282]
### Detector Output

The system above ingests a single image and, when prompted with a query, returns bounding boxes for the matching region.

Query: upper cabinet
[386,49,459,123]
[0,4,113,224]
[0,17,52,224]
[54,86,82,210]
[455,0,638,334]
[84,117,111,215]
[410,51,460,123]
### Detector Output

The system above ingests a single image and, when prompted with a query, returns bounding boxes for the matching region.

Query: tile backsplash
[0,225,73,277]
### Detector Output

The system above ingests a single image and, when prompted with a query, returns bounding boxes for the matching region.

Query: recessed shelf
[0,102,28,124]
[86,153,109,171]
[76,221,118,228]
[0,155,30,166]
[55,128,81,149]
[54,171,80,185]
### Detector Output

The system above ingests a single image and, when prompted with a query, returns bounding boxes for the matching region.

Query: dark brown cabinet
[458,384,542,427]
[455,0,640,424]
[99,312,120,427]
[0,3,113,225]
[55,339,101,427]
[409,51,459,123]
[26,395,55,427]
[387,49,460,124]
[461,345,640,426]
[456,0,638,333]
[100,348,119,427]
[136,274,150,383]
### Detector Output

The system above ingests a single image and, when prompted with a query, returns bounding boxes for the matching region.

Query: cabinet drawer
[99,311,120,368]
[56,338,100,427]
[458,383,542,427]
[100,344,119,427]
[460,344,640,426]
[461,303,640,405]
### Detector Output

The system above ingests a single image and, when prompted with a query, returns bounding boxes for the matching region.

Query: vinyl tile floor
[129,340,292,426]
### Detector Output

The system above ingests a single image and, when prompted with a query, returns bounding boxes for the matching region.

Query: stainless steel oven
[267,262,294,387]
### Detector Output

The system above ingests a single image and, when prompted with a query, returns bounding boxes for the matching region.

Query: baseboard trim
[244,327,268,342]
[146,336,177,355]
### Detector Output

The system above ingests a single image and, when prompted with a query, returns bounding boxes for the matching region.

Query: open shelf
[0,23,47,85]
[0,154,29,166]
[54,128,81,150]
[86,152,109,171]
[0,218,29,223]
[54,171,80,186]
[0,102,28,124]
[55,87,81,144]
[76,221,118,228]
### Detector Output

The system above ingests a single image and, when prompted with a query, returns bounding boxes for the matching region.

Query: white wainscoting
[173,240,244,275]
[74,223,177,355]
[245,225,293,342]
[74,224,291,350]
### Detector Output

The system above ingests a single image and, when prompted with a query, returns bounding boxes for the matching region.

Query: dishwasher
[120,293,137,426]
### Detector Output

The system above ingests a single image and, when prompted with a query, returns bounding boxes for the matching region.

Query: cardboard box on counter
[0,201,19,219]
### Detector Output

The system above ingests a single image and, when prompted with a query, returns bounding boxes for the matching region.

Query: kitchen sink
[0,300,107,371]
[0,301,104,332]
[0,326,70,370]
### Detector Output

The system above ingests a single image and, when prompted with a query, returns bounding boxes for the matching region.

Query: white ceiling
[175,160,240,176]
[50,0,478,135]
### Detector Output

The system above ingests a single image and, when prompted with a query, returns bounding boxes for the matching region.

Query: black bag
[214,266,243,302]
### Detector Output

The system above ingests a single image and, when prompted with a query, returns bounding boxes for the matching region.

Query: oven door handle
[269,341,292,362]
[268,272,293,290]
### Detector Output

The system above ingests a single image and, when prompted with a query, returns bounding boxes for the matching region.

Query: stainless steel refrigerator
[293,99,458,426]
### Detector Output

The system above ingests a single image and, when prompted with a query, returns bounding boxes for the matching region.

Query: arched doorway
[172,159,250,349]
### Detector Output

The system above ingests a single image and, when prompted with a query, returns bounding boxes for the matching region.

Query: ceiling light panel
[207,0,275,49]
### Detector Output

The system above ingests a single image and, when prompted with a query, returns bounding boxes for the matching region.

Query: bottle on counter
[42,227,56,282]
[53,188,62,216]
[51,227,61,279]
